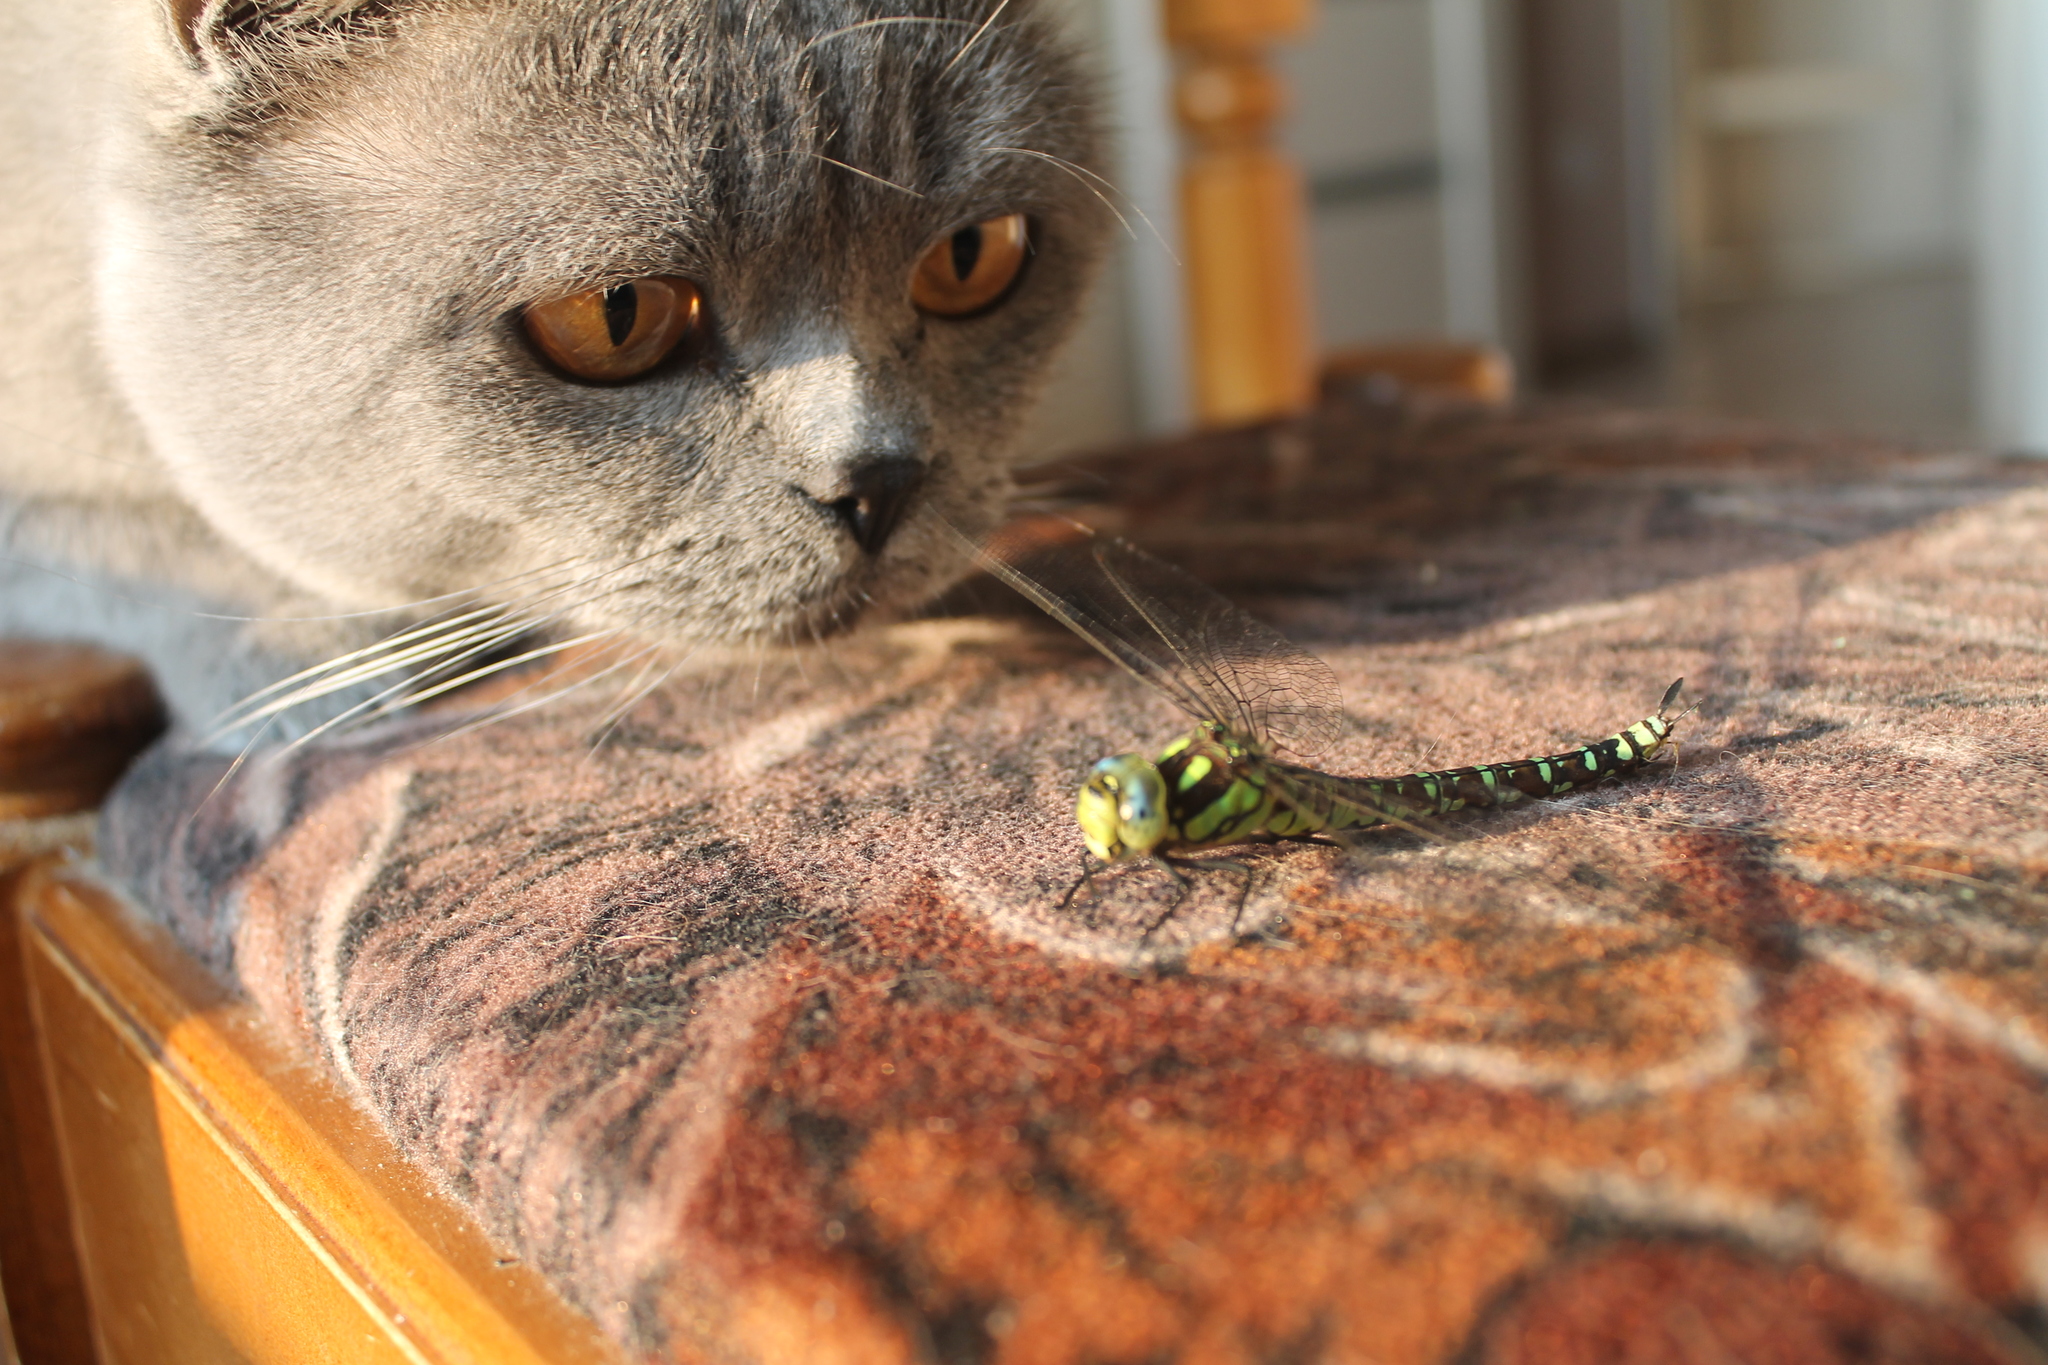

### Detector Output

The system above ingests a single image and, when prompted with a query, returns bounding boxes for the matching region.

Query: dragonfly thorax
[1075,754,1169,861]
[1077,724,1273,862]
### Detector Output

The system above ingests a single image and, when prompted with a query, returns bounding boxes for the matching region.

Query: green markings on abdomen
[1326,706,1676,825]
[1156,694,1679,853]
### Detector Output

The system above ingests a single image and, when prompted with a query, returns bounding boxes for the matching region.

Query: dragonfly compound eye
[1076,754,1168,861]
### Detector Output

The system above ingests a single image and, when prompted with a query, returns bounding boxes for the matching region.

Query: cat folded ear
[167,0,397,63]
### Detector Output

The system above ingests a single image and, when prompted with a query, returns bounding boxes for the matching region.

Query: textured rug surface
[104,400,2048,1364]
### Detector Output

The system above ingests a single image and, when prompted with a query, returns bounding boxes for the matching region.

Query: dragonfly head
[1076,754,1169,861]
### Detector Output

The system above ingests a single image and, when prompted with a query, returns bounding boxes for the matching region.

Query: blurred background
[1022,0,2048,461]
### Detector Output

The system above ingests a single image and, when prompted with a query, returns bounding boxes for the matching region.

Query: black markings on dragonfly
[973,517,1690,921]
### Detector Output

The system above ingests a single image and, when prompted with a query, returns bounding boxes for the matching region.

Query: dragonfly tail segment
[1288,679,1689,831]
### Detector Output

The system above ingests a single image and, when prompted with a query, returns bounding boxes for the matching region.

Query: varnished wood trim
[0,853,96,1365]
[20,863,624,1365]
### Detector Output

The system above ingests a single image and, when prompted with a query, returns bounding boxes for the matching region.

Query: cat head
[107,0,1111,651]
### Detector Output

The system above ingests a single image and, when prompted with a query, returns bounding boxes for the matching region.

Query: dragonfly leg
[1134,855,1198,946]
[1661,694,1703,778]
[1056,856,1103,914]
[1146,855,1253,941]
[1221,861,1258,935]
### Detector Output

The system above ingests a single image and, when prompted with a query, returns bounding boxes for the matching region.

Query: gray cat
[0,0,1110,740]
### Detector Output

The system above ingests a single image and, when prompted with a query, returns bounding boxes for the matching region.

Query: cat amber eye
[911,213,1030,317]
[523,276,705,382]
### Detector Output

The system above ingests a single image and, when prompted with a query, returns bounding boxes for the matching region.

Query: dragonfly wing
[1092,537,1343,760]
[970,518,1220,727]
[974,517,1344,760]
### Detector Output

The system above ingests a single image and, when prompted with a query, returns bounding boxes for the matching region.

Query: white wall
[1279,0,1450,349]
[1837,0,1969,278]
[1685,0,1970,296]
[1012,0,1154,459]
[1427,0,1524,354]
[1974,0,2048,454]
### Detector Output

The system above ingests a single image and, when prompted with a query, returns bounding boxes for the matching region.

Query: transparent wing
[973,516,1344,760]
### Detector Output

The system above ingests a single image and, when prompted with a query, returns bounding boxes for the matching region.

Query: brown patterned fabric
[103,400,2048,1363]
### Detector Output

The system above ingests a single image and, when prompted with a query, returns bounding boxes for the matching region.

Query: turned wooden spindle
[1166,0,1318,428]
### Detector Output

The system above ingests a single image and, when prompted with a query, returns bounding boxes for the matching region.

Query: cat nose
[815,456,924,555]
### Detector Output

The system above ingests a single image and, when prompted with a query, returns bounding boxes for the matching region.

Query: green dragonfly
[977,517,1687,882]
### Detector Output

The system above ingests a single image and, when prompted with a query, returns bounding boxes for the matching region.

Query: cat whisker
[585,646,696,757]
[810,604,861,693]
[212,604,552,736]
[338,615,617,722]
[213,546,677,735]
[195,710,288,821]
[220,600,526,718]
[259,621,592,754]
[217,619,619,812]
[217,619,520,743]
[422,636,656,752]
[805,152,925,199]
[794,616,823,682]
[358,564,688,732]
[796,15,973,60]
[290,627,636,756]
[941,0,1012,75]
[589,648,674,734]
[211,573,619,790]
[990,146,1174,261]
[201,566,608,726]
[802,618,827,683]
[820,601,847,653]
[229,585,609,727]
[230,553,596,626]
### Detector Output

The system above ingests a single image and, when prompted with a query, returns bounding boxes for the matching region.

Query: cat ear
[167,0,395,63]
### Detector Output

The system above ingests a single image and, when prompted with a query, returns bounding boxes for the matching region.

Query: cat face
[102,0,1110,649]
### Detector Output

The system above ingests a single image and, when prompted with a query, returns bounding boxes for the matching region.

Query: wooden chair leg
[1167,0,1319,428]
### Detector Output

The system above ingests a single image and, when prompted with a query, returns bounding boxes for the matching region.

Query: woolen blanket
[104,400,2048,1364]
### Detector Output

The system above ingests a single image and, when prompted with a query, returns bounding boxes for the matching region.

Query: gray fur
[0,0,1110,739]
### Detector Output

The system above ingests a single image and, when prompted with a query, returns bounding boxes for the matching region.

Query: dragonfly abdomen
[1273,701,1680,834]
[1138,685,1684,856]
